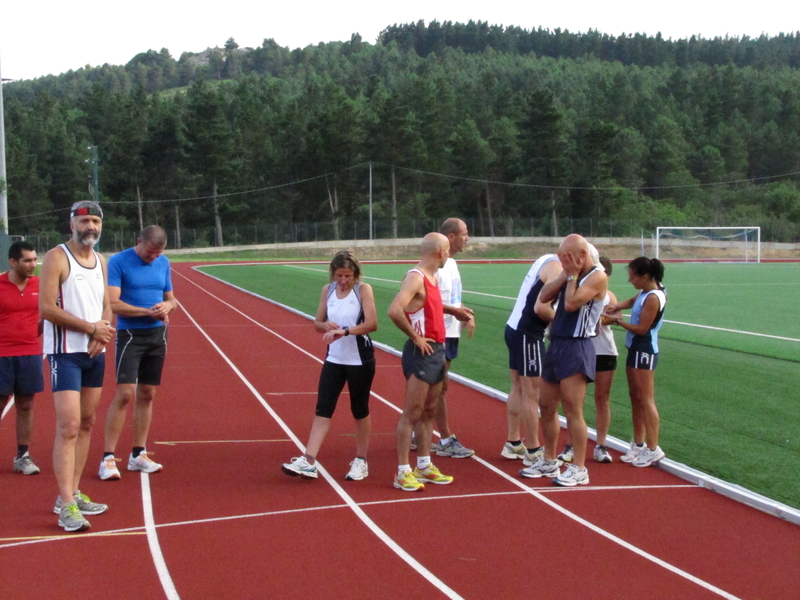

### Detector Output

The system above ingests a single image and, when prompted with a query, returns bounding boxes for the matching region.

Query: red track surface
[2,262,798,599]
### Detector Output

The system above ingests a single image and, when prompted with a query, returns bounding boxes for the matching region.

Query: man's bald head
[421,232,449,256]
[558,233,590,272]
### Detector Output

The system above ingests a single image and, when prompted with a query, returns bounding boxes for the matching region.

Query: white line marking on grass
[663,320,800,342]
[173,275,464,600]
[141,473,180,600]
[185,268,744,600]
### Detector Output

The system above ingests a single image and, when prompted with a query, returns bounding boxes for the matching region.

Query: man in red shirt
[388,232,467,492]
[0,241,44,475]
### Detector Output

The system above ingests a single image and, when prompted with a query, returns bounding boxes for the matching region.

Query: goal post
[655,227,761,262]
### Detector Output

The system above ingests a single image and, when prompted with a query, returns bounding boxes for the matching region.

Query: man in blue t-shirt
[98,226,177,480]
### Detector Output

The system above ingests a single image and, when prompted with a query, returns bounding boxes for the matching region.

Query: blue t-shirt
[107,247,173,330]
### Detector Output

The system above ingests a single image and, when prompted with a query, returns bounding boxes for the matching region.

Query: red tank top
[403,269,446,344]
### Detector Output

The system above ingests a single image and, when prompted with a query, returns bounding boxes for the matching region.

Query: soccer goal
[655,227,761,262]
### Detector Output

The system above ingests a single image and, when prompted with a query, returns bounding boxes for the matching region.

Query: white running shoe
[554,464,590,487]
[128,451,163,473]
[345,458,369,481]
[593,445,613,463]
[557,444,574,462]
[282,456,318,478]
[522,446,544,467]
[13,452,41,475]
[632,446,665,468]
[501,442,527,460]
[99,456,122,480]
[520,458,561,478]
[620,440,646,463]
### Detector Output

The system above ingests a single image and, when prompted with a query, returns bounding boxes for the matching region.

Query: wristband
[343,326,350,336]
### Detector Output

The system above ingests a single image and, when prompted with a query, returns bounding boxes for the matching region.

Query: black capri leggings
[315,360,375,420]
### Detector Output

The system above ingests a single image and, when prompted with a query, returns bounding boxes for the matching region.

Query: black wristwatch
[343,326,350,336]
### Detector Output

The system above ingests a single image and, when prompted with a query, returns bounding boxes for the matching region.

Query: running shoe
[99,456,121,480]
[128,451,163,473]
[58,503,91,532]
[54,491,108,515]
[281,456,318,478]
[435,436,475,458]
[394,469,425,492]
[501,441,527,460]
[413,463,453,485]
[345,458,368,481]
[523,446,544,467]
[520,458,561,479]
[593,445,613,463]
[554,464,590,487]
[620,440,646,463]
[13,452,40,475]
[557,444,574,462]
[632,446,665,468]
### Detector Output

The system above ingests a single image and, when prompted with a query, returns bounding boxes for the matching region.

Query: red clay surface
[1,261,798,599]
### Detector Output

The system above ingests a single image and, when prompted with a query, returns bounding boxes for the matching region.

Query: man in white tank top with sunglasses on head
[40,201,115,532]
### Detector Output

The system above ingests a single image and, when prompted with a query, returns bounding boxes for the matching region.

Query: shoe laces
[105,457,121,468]
[137,452,157,463]
[63,503,81,517]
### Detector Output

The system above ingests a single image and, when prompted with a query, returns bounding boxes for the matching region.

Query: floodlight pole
[0,53,8,233]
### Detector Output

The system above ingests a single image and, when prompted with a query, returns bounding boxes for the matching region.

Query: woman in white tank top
[282,251,378,482]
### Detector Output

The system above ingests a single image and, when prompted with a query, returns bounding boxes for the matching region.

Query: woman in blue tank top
[606,257,667,469]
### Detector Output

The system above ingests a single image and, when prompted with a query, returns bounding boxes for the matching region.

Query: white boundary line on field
[186,266,759,599]
[199,262,800,343]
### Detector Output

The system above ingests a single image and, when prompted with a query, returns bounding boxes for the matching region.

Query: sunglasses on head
[71,207,102,218]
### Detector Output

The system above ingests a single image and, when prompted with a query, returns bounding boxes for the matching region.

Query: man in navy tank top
[522,234,608,488]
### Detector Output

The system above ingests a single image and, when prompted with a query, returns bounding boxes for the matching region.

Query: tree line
[3,21,800,244]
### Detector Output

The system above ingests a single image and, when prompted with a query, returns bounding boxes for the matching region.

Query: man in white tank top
[39,201,115,533]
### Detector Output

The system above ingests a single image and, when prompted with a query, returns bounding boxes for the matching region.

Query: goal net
[655,227,761,262]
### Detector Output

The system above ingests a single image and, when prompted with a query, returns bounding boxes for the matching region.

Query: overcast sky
[2,0,798,81]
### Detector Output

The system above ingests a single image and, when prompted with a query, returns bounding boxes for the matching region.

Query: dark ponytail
[628,256,665,284]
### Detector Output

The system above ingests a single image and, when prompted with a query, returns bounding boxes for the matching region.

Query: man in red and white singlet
[388,232,468,492]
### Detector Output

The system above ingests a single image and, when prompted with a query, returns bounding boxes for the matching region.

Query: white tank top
[43,244,105,355]
[325,283,372,366]
[592,293,618,357]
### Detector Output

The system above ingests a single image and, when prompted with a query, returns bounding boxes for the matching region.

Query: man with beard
[0,241,44,475]
[40,201,115,532]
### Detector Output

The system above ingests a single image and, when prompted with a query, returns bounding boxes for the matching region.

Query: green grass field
[196,260,800,510]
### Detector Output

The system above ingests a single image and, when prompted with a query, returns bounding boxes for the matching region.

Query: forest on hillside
[3,21,800,246]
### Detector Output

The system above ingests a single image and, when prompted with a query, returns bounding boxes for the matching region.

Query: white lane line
[186,267,744,600]
[174,275,464,600]
[1,395,14,419]
[141,473,180,600]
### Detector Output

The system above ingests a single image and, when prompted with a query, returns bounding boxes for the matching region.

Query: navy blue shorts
[445,338,459,361]
[47,353,106,392]
[505,325,545,377]
[401,340,446,385]
[626,349,659,370]
[0,355,45,396]
[542,337,596,384]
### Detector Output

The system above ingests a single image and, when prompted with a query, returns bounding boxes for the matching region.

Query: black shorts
[505,325,545,377]
[542,337,596,384]
[316,360,375,420]
[596,354,618,373]
[115,327,168,386]
[626,349,659,370]
[401,340,446,385]
[445,338,459,361]
[0,355,44,396]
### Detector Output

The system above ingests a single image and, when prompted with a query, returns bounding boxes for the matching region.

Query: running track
[1,262,798,599]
